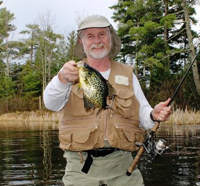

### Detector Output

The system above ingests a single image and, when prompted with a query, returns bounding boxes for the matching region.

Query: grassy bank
[0,109,199,125]
[0,110,62,123]
[165,108,200,125]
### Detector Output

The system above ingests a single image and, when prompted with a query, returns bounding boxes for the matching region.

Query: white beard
[83,42,111,60]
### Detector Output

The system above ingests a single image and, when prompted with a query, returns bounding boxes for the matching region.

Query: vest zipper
[104,110,108,140]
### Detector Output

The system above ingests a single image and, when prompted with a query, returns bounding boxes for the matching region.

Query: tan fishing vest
[59,61,144,152]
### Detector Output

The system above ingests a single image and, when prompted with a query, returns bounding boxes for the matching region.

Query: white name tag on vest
[115,75,129,86]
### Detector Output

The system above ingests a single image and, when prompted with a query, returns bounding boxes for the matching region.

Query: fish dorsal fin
[84,62,107,83]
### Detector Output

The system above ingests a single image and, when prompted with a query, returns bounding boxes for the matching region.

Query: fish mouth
[77,61,84,68]
[77,61,88,77]
[77,61,89,69]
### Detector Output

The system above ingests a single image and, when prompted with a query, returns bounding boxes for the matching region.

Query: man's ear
[79,38,82,44]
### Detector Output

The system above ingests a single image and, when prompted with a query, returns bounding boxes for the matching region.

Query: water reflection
[0,121,65,186]
[139,124,200,186]
[0,122,200,186]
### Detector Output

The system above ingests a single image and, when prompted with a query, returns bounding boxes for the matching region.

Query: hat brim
[78,22,110,31]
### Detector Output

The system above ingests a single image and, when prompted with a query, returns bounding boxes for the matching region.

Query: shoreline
[0,110,62,123]
[0,109,200,125]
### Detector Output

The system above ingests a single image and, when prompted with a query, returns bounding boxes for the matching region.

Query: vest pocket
[59,124,100,151]
[68,86,94,116]
[110,123,144,151]
[115,89,136,118]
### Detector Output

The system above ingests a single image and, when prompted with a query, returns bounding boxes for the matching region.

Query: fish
[77,61,116,114]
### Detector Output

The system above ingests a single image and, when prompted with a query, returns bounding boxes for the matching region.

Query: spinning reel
[136,131,169,162]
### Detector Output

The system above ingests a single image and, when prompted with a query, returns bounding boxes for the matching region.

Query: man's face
[80,27,112,60]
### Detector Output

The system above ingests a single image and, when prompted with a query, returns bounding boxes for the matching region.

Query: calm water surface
[0,122,200,186]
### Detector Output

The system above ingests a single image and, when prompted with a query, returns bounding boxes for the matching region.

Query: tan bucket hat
[74,15,121,59]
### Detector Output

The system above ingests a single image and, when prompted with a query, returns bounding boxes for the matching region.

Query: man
[44,15,171,186]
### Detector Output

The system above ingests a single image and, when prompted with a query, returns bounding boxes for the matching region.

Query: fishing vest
[59,61,144,152]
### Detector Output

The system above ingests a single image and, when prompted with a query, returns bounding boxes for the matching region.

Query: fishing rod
[126,49,200,176]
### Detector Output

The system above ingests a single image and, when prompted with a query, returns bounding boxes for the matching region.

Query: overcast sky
[2,0,200,40]
[2,0,118,39]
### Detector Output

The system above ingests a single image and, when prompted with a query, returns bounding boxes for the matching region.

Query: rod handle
[126,146,145,176]
[126,123,160,176]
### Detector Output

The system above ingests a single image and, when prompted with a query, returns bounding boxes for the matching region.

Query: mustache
[90,43,105,49]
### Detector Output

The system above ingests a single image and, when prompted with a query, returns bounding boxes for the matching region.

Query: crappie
[77,61,115,113]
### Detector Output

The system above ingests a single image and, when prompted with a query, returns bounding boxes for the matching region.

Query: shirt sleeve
[132,73,155,129]
[43,75,71,112]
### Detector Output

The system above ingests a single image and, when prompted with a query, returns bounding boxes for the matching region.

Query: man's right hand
[58,61,79,84]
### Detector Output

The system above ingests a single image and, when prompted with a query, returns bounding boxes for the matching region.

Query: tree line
[0,0,200,115]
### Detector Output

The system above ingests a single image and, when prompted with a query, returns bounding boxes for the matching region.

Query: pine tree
[111,0,199,108]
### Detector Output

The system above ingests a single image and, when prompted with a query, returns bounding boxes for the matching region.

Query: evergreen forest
[0,0,200,115]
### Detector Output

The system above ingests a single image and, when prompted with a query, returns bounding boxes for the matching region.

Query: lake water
[0,122,200,186]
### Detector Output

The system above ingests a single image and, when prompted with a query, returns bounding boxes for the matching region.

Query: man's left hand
[152,98,172,122]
